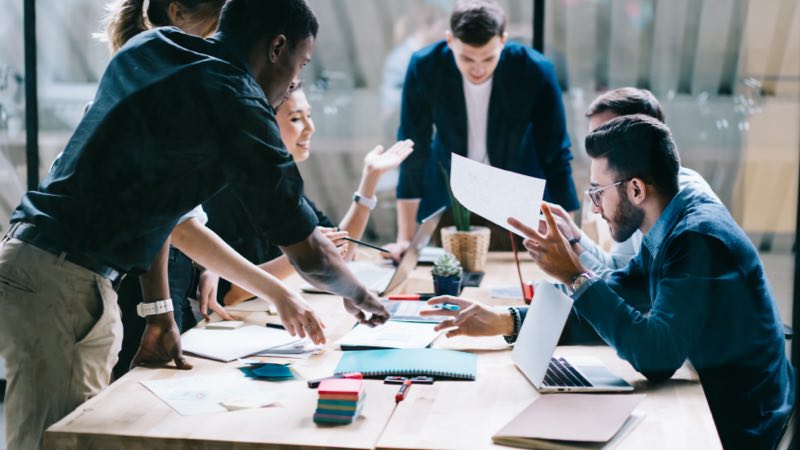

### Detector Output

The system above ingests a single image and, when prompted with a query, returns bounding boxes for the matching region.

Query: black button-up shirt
[11,28,318,274]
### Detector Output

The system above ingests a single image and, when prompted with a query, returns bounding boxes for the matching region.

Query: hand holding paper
[508,203,586,285]
[450,154,545,237]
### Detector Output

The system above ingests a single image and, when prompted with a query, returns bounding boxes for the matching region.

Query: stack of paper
[252,338,322,359]
[181,325,301,362]
[338,321,442,350]
[313,378,366,425]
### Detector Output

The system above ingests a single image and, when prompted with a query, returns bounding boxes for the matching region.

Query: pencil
[342,236,390,253]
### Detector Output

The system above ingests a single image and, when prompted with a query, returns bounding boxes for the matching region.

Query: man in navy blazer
[390,0,579,255]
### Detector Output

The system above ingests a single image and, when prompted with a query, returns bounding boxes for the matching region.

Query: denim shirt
[569,187,794,449]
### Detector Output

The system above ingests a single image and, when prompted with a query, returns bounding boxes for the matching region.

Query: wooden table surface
[45,253,721,450]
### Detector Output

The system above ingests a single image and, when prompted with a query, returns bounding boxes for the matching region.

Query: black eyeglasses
[585,179,630,207]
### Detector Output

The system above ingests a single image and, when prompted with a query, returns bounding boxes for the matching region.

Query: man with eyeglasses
[423,114,794,450]
[540,87,719,280]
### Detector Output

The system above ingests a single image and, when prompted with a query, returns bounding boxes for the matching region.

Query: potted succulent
[431,252,463,296]
[440,165,491,272]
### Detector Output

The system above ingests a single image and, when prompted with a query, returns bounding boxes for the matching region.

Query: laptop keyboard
[543,357,592,388]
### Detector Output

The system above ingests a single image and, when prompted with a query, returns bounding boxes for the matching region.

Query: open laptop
[302,207,446,296]
[512,281,633,393]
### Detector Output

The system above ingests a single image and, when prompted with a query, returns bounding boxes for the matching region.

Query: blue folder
[334,348,477,380]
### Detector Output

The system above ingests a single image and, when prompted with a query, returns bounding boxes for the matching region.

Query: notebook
[492,393,645,449]
[334,348,477,380]
[181,325,301,362]
[338,321,442,350]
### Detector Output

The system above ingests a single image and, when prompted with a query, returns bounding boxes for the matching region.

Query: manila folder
[493,394,645,448]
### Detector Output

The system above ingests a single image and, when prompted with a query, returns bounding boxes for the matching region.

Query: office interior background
[0,0,798,447]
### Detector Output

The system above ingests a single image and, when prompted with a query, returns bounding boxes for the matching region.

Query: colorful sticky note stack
[313,378,366,425]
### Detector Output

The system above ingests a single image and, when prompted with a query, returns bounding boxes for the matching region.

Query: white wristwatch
[353,192,377,210]
[136,299,174,317]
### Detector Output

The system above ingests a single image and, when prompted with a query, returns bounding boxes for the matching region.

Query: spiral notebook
[334,348,477,380]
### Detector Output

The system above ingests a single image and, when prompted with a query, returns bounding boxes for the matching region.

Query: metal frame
[532,0,544,53]
[24,0,38,190]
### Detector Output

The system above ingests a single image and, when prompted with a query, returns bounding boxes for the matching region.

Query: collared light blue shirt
[570,186,794,449]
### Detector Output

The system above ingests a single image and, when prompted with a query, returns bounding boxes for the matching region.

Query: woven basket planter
[440,226,491,272]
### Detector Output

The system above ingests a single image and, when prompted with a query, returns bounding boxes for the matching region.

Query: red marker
[387,294,435,301]
[395,379,412,403]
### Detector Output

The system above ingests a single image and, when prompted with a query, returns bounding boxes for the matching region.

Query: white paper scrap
[450,154,546,237]
[141,373,278,416]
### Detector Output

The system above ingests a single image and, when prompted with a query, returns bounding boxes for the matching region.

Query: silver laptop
[302,207,445,296]
[512,281,633,393]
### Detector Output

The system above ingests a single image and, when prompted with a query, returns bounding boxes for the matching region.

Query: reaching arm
[171,218,327,343]
[280,228,389,326]
[336,140,413,260]
[571,232,719,377]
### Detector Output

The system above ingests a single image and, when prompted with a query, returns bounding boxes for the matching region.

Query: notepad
[492,393,645,449]
[335,348,477,380]
[181,325,301,362]
[314,378,366,425]
[338,321,442,350]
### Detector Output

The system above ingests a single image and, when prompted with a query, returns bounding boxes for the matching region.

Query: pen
[307,372,363,389]
[266,323,286,330]
[435,303,461,312]
[387,294,436,301]
[342,236,391,253]
[395,379,412,403]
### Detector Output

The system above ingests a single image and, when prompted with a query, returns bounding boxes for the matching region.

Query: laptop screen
[511,281,574,388]
[383,207,446,294]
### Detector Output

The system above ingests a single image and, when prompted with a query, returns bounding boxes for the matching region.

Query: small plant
[432,252,463,278]
[440,163,471,232]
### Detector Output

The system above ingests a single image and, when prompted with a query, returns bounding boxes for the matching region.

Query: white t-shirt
[463,77,493,164]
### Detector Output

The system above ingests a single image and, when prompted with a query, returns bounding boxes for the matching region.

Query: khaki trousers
[0,238,123,450]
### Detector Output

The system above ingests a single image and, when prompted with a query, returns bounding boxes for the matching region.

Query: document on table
[339,321,442,350]
[181,325,301,362]
[141,373,279,416]
[225,297,273,313]
[450,153,546,237]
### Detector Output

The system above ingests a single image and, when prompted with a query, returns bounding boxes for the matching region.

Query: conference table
[46,252,722,449]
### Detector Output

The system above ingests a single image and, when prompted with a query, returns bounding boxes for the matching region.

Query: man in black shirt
[0,1,388,449]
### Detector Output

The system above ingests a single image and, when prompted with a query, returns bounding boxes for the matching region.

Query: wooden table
[46,253,722,449]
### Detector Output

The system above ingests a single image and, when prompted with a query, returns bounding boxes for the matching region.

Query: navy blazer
[396,40,579,220]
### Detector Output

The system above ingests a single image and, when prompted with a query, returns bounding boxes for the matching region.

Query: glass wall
[0,0,797,327]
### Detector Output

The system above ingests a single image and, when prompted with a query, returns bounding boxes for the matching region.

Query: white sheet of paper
[450,154,546,237]
[226,298,272,313]
[181,325,301,362]
[252,338,322,359]
[488,284,524,299]
[141,373,278,416]
[339,321,442,349]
